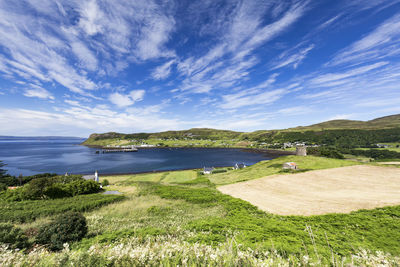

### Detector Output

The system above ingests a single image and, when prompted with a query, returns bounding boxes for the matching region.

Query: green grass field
[2,155,400,266]
[209,155,359,185]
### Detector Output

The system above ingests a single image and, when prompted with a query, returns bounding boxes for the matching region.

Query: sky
[0,0,400,137]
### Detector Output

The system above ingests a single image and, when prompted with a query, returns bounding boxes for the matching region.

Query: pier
[96,147,138,153]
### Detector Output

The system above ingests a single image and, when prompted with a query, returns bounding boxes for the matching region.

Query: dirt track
[218,165,400,216]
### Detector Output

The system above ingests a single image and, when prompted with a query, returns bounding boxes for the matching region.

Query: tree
[0,161,7,177]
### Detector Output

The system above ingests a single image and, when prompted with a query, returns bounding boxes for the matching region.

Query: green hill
[290,114,400,131]
[82,114,400,146]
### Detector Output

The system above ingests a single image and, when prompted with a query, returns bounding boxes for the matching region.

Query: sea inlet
[0,137,282,176]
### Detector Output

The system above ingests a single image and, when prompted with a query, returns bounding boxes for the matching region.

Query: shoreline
[82,144,295,156]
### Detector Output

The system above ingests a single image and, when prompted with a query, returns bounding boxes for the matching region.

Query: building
[282,162,297,170]
[296,146,307,156]
[83,170,99,182]
[234,163,247,169]
[203,167,214,174]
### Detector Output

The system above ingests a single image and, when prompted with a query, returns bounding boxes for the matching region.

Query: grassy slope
[75,157,400,262]
[4,156,400,265]
[209,155,359,185]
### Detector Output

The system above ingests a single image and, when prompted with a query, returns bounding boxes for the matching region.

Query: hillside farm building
[283,162,297,170]
[203,167,214,174]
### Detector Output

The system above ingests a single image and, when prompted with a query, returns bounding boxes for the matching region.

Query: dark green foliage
[0,223,30,249]
[64,179,100,196]
[307,147,344,159]
[148,183,400,257]
[102,179,110,186]
[0,183,7,192]
[211,169,228,174]
[0,172,58,187]
[24,177,54,199]
[340,148,400,159]
[0,161,7,177]
[0,176,100,201]
[0,194,124,223]
[36,212,88,251]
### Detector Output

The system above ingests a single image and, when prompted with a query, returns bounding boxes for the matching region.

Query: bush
[43,184,71,199]
[102,179,110,186]
[65,180,100,196]
[0,223,30,249]
[307,147,344,159]
[0,183,7,192]
[36,212,88,251]
[25,177,54,200]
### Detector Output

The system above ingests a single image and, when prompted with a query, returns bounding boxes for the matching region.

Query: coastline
[82,143,295,156]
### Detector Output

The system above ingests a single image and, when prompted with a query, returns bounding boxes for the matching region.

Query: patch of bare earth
[218,165,400,216]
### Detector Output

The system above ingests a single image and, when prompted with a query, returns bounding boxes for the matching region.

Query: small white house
[282,162,297,170]
[234,163,247,170]
[83,170,99,182]
[203,167,214,174]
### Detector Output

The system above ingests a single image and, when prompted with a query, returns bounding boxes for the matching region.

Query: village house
[83,170,99,182]
[203,167,214,174]
[234,163,247,169]
[282,162,297,170]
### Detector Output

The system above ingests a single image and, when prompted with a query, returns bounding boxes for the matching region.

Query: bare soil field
[378,162,400,165]
[218,165,400,216]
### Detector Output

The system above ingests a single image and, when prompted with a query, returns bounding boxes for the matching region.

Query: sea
[0,137,277,176]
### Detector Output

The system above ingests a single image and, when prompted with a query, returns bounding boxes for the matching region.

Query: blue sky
[0,0,400,137]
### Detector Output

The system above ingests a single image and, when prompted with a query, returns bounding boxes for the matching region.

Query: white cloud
[220,88,286,109]
[0,105,183,137]
[174,1,309,96]
[109,90,145,108]
[310,61,388,85]
[330,13,400,66]
[272,44,315,69]
[151,60,175,80]
[129,90,145,101]
[23,86,54,100]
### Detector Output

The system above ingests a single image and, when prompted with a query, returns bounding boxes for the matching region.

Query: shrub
[65,180,100,196]
[43,184,71,199]
[25,177,54,199]
[36,212,88,251]
[0,183,7,192]
[102,179,110,186]
[0,223,30,250]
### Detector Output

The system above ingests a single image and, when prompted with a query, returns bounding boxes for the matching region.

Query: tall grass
[2,237,399,267]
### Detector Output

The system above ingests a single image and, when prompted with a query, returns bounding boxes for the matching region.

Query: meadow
[2,155,400,266]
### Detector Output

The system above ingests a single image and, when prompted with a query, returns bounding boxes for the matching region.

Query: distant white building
[203,167,214,174]
[83,170,99,182]
[234,163,247,170]
[282,162,297,170]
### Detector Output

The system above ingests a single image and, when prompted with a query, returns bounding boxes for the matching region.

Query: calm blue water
[0,137,276,176]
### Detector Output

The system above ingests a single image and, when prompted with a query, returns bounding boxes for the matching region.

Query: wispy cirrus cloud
[173,0,309,95]
[329,13,400,66]
[0,0,176,98]
[151,60,176,80]
[272,43,315,70]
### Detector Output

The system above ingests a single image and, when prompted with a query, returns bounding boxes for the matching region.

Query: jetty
[100,148,138,153]
[96,145,138,153]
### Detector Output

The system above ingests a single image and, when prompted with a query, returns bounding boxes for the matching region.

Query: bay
[0,137,277,176]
